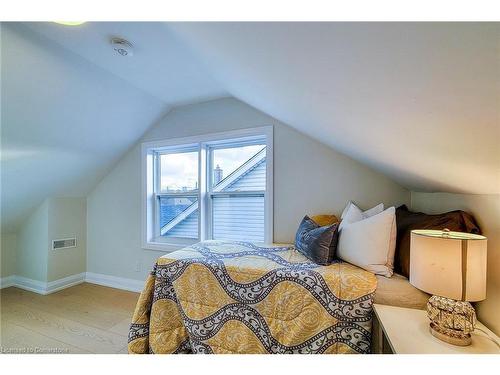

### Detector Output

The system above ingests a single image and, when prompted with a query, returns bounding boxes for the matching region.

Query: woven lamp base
[426,295,476,347]
[429,322,472,346]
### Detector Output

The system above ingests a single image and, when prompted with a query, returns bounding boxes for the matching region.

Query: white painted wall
[5,197,87,283]
[87,98,410,281]
[0,233,17,278]
[411,192,500,335]
[1,23,167,233]
[47,197,86,282]
[17,200,49,282]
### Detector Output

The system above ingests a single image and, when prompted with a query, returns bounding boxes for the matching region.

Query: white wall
[1,23,166,233]
[5,197,87,283]
[87,98,410,281]
[47,197,86,282]
[0,233,17,278]
[411,192,500,335]
[17,200,49,282]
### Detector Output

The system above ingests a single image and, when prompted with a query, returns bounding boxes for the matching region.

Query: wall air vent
[52,238,77,250]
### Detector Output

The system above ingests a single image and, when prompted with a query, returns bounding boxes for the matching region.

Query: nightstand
[372,304,500,354]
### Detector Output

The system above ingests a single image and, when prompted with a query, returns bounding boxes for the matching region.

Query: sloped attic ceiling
[2,22,498,233]
[168,22,500,195]
[0,22,227,232]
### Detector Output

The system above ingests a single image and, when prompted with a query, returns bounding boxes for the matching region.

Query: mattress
[128,240,378,354]
[374,273,429,310]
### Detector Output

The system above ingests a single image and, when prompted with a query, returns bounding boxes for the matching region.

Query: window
[157,150,199,240]
[142,127,273,251]
[209,143,266,242]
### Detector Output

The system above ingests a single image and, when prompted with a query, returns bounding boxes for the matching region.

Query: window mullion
[210,191,265,199]
[199,143,207,241]
[156,192,199,198]
[206,144,214,240]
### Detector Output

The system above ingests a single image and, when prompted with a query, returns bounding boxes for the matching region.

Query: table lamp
[409,229,487,346]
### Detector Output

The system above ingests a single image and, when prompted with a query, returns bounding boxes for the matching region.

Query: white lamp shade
[409,230,487,302]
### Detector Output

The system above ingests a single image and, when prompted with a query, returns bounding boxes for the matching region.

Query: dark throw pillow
[295,215,339,265]
[395,205,481,278]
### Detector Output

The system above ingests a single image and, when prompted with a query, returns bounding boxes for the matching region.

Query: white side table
[372,304,500,354]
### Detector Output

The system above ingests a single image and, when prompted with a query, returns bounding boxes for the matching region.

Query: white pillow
[339,201,384,231]
[337,206,397,277]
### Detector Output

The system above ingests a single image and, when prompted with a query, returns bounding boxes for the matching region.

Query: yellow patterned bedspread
[128,241,377,354]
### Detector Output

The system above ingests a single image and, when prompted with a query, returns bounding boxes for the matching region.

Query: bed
[374,273,429,310]
[128,240,377,354]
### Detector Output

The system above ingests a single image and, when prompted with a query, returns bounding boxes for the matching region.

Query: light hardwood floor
[0,283,139,354]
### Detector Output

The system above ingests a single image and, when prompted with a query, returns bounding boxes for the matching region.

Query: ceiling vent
[111,37,134,57]
[52,238,77,250]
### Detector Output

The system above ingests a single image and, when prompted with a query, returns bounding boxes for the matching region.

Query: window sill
[142,240,197,253]
[142,242,181,253]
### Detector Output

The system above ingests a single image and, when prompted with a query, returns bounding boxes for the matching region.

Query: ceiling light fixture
[110,37,134,57]
[53,21,86,26]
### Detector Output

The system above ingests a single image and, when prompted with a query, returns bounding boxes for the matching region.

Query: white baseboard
[85,272,144,293]
[14,276,49,294]
[0,275,16,289]
[47,273,86,294]
[0,272,144,294]
[1,273,86,295]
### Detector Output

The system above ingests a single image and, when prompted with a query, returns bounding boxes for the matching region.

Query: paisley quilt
[128,241,377,354]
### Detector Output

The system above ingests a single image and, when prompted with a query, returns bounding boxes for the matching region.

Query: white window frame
[141,126,273,252]
[207,138,267,242]
[154,145,200,246]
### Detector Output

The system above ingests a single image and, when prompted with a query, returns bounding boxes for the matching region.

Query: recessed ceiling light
[53,21,86,26]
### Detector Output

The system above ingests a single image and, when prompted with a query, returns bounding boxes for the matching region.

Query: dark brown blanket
[394,205,481,278]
